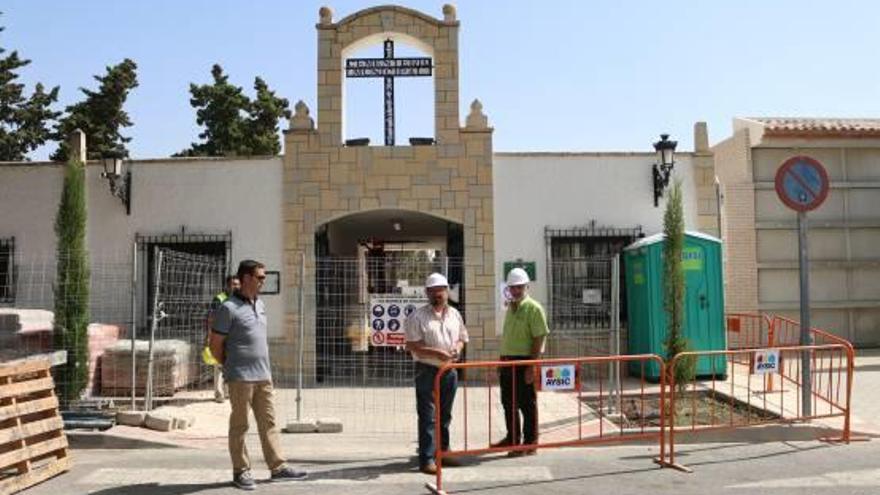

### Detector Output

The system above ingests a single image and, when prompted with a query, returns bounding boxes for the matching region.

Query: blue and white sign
[775,156,830,212]
[753,349,781,375]
[388,304,401,318]
[368,296,428,347]
[540,364,577,391]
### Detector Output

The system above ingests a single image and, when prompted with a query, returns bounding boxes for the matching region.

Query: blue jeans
[415,362,458,467]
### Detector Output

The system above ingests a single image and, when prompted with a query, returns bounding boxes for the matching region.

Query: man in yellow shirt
[493,268,549,456]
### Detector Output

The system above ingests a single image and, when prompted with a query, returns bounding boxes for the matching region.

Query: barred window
[546,224,642,330]
[0,237,14,304]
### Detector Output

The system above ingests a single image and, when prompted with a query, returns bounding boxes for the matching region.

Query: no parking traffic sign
[774,156,830,212]
[773,155,829,417]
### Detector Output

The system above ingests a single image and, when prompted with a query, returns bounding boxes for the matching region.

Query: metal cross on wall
[345,39,433,146]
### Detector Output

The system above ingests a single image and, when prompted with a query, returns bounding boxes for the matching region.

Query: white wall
[0,164,64,256]
[0,164,65,309]
[492,152,699,333]
[0,157,286,337]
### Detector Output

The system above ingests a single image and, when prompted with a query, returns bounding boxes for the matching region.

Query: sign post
[774,156,830,416]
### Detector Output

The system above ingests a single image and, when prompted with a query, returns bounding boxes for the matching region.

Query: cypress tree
[663,181,695,391]
[52,154,90,404]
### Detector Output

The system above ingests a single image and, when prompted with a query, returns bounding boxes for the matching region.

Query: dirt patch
[583,391,779,428]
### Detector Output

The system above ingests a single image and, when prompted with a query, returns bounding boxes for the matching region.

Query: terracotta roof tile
[748,117,880,138]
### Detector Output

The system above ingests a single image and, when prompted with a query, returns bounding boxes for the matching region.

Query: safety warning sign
[368,296,427,347]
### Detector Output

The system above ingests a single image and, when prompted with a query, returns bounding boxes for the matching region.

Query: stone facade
[712,126,759,315]
[693,122,720,238]
[715,118,880,345]
[278,5,496,377]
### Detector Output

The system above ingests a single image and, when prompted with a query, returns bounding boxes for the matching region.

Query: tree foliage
[0,15,60,160]
[52,59,138,161]
[663,181,696,390]
[53,158,90,404]
[176,64,290,157]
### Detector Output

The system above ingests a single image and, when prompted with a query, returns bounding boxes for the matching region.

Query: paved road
[21,349,880,495]
[25,432,880,495]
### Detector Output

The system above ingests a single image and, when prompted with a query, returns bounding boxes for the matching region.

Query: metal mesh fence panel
[0,251,135,409]
[279,253,621,436]
[1,246,623,434]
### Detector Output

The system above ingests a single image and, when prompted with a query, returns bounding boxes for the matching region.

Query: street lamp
[101,155,131,215]
[652,133,677,207]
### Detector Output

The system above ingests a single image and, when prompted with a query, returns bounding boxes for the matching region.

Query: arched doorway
[314,209,464,384]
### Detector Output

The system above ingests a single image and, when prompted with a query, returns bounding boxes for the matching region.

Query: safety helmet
[425,273,449,288]
[506,267,530,286]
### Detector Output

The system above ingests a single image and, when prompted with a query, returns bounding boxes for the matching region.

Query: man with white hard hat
[493,267,549,456]
[405,272,469,475]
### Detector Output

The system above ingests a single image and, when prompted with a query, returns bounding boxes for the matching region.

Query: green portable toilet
[623,231,726,381]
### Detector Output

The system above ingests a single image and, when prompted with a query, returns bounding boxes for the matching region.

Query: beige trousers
[227,381,286,473]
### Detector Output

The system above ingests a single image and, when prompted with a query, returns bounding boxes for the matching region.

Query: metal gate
[313,252,462,386]
[144,247,226,406]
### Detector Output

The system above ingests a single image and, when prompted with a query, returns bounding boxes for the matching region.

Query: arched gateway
[281,5,496,382]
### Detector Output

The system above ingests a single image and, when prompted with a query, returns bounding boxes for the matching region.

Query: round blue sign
[775,156,830,212]
[388,305,401,318]
[388,319,400,331]
[372,304,385,318]
[404,304,417,316]
[371,319,385,331]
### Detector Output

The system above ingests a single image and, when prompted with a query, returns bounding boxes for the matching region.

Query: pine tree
[53,155,90,404]
[0,16,60,160]
[247,77,291,155]
[175,64,249,157]
[663,181,695,391]
[176,65,289,157]
[51,59,138,162]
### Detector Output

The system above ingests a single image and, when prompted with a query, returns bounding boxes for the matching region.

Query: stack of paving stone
[101,340,196,396]
[116,407,196,432]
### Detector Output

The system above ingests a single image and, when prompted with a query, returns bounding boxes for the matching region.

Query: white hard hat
[506,267,530,286]
[425,273,449,288]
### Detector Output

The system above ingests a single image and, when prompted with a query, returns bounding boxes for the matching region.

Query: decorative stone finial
[290,100,315,131]
[465,99,488,129]
[319,6,333,25]
[694,121,710,153]
[68,129,87,163]
[442,4,457,22]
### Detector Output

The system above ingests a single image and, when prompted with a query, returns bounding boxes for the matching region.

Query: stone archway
[279,5,496,382]
[312,209,465,383]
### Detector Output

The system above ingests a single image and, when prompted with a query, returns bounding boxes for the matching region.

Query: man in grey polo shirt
[405,272,468,475]
[210,259,307,490]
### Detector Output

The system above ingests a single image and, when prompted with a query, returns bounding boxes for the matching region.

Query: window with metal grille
[0,237,14,304]
[546,223,642,330]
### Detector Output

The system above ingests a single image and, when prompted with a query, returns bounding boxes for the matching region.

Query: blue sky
[5,0,880,160]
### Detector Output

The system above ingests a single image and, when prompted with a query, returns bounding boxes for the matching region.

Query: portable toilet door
[681,232,726,378]
[624,231,726,381]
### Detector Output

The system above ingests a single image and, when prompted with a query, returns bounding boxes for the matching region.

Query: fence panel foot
[425,482,447,495]
[654,457,693,473]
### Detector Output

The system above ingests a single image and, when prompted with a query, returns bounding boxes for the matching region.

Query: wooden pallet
[0,358,70,495]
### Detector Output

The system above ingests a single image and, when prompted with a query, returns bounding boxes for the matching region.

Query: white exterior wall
[0,157,286,337]
[492,152,699,333]
[3,152,702,340]
[0,164,65,257]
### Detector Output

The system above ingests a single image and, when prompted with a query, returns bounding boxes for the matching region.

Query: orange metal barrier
[667,341,854,470]
[426,354,669,495]
[726,313,776,390]
[726,313,774,350]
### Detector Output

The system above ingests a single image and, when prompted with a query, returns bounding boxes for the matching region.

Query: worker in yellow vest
[205,275,240,403]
